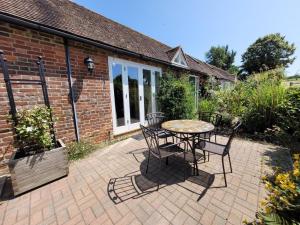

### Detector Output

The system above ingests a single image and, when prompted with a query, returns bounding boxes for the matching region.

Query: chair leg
[228,153,233,173]
[146,151,150,174]
[157,160,162,190]
[207,152,210,162]
[183,152,186,181]
[222,156,227,187]
[203,150,206,162]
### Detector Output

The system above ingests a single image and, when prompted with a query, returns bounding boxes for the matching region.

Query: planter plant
[8,106,68,196]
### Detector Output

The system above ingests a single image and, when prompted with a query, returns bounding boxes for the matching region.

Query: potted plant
[8,106,68,196]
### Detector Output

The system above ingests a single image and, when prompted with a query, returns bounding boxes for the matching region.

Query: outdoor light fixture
[84,56,94,72]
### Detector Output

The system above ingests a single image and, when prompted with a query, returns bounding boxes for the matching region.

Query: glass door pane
[128,66,140,124]
[154,71,161,112]
[112,63,125,127]
[189,76,199,109]
[143,69,152,118]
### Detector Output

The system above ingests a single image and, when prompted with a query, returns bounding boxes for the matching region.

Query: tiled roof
[0,0,235,81]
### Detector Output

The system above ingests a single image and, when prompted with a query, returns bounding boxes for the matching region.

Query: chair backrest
[199,112,212,123]
[146,112,165,130]
[140,125,161,158]
[224,120,242,154]
[199,111,222,127]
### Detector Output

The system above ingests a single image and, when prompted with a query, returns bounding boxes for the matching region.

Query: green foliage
[247,154,300,225]
[15,106,55,151]
[67,140,97,160]
[199,98,218,114]
[286,74,300,81]
[216,69,288,133]
[277,87,300,141]
[157,73,196,120]
[241,33,296,75]
[205,45,237,71]
[228,65,239,75]
[243,79,286,132]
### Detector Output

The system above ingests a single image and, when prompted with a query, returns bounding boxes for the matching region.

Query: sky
[74,0,300,76]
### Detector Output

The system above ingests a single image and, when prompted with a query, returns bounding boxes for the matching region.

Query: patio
[0,134,291,225]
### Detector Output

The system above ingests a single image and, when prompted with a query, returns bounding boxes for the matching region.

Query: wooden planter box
[8,139,69,196]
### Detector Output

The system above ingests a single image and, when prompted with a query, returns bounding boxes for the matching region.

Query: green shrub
[277,87,300,141]
[246,154,300,225]
[244,80,286,132]
[216,69,288,133]
[14,106,55,151]
[157,73,196,120]
[198,98,218,114]
[67,140,97,160]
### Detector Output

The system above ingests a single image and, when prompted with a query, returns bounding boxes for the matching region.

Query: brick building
[0,0,234,174]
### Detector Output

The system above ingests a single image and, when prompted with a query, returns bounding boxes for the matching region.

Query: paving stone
[200,209,215,225]
[0,136,284,225]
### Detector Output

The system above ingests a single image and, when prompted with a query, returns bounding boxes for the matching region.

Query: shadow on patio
[107,150,215,204]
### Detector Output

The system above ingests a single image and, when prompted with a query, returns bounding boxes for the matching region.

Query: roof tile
[0,0,234,81]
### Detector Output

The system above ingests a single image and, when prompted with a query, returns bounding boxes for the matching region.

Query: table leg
[191,134,199,176]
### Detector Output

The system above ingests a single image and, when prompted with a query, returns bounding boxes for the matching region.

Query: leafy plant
[67,140,97,160]
[199,98,218,114]
[14,106,55,152]
[277,87,300,141]
[157,73,196,120]
[216,69,288,133]
[205,45,237,71]
[241,33,296,75]
[246,154,300,225]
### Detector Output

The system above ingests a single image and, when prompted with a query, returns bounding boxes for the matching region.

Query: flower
[293,168,300,177]
[26,126,33,132]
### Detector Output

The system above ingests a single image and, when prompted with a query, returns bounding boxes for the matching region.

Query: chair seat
[195,141,226,155]
[158,142,184,158]
[155,130,173,139]
[178,151,203,162]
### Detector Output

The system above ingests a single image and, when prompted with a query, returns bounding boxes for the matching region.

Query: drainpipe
[64,38,80,142]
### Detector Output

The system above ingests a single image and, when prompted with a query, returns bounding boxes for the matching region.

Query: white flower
[26,127,33,132]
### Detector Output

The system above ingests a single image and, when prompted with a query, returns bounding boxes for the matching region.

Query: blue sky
[74,0,300,76]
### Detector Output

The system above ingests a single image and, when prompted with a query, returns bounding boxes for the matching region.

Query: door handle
[140,96,142,101]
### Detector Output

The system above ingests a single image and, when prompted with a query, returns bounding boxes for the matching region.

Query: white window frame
[108,57,162,135]
[171,48,188,68]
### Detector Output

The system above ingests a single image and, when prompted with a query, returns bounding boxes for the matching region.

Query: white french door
[108,57,161,135]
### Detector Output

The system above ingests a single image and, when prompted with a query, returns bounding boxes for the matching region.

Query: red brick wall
[0,22,75,168]
[0,21,205,175]
[67,41,112,143]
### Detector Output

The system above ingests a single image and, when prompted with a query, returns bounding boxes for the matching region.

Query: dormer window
[171,48,188,67]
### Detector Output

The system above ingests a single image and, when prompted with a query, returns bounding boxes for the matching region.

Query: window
[172,49,187,67]
[189,75,199,108]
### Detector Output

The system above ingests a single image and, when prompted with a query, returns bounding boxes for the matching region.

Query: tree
[241,33,296,75]
[205,45,237,71]
[228,65,239,75]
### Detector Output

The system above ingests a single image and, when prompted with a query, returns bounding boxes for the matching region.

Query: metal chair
[198,112,222,162]
[195,120,242,187]
[140,125,186,189]
[198,111,222,142]
[146,112,174,143]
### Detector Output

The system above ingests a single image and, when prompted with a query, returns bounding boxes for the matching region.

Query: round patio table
[161,120,215,175]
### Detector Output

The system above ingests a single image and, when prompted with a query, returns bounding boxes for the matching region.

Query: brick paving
[0,135,288,225]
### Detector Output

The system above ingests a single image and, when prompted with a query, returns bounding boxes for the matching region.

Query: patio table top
[162,119,214,134]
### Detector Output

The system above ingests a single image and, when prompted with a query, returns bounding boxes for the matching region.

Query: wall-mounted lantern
[84,56,94,72]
